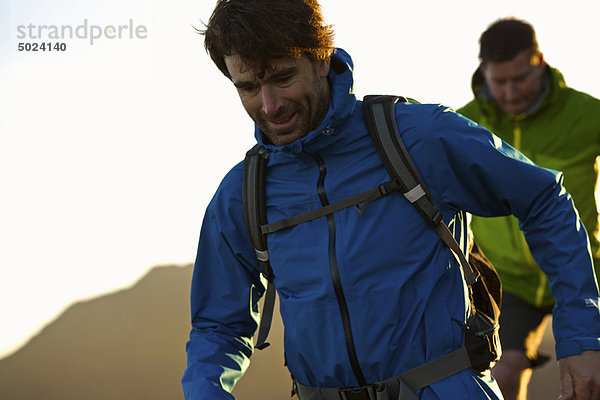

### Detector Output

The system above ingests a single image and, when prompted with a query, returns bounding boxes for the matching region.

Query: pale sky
[1,0,599,358]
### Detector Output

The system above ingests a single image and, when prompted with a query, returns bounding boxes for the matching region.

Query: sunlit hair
[479,17,540,65]
[200,0,335,79]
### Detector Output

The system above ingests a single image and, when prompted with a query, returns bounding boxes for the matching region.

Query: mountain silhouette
[0,263,558,399]
[0,264,290,400]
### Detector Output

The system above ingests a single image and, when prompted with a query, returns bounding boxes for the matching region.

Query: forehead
[224,54,309,81]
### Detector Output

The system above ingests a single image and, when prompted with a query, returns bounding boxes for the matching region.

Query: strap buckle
[338,385,377,400]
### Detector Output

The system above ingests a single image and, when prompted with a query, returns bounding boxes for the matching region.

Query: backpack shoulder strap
[243,144,276,350]
[362,95,479,285]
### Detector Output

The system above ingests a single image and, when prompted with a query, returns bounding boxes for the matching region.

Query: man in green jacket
[458,17,600,400]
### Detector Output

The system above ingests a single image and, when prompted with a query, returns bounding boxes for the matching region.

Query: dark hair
[479,17,539,64]
[200,0,335,78]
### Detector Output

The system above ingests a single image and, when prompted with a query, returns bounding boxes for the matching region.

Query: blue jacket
[182,49,600,399]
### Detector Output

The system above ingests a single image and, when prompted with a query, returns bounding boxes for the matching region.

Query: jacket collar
[254,48,357,154]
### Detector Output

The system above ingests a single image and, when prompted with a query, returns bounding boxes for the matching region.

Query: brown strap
[434,222,479,285]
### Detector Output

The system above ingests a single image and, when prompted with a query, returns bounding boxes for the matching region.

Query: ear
[530,51,545,68]
[538,52,546,67]
[317,57,331,77]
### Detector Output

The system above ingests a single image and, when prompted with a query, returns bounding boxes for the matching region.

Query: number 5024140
[18,42,67,51]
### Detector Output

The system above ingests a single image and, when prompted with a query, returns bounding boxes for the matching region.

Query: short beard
[255,65,330,146]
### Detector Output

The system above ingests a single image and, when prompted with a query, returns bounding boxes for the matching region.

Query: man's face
[481,51,546,116]
[224,54,331,146]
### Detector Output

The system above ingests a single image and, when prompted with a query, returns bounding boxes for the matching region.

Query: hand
[558,350,600,399]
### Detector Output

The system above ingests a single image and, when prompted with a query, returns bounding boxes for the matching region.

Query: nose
[261,85,283,117]
[503,82,520,102]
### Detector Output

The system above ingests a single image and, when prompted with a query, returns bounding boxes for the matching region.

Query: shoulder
[207,160,245,217]
[390,102,497,210]
[391,101,508,184]
[220,160,245,194]
[551,86,600,135]
[551,67,600,115]
[564,87,600,110]
[394,102,483,143]
[201,159,255,255]
[456,99,479,120]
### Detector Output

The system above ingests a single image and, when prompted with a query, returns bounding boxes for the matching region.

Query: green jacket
[458,65,600,307]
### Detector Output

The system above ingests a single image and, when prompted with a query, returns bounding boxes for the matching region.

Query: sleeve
[401,104,600,360]
[181,166,264,400]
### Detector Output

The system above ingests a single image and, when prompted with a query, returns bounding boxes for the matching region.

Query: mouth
[267,111,298,132]
[501,99,527,115]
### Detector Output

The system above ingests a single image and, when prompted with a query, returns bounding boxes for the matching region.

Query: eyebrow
[233,80,254,89]
[233,66,298,89]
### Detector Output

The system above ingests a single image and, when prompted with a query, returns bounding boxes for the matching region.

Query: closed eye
[234,82,259,93]
[267,67,298,85]
[274,72,294,84]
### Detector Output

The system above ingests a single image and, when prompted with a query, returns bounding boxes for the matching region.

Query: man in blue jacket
[182,1,600,399]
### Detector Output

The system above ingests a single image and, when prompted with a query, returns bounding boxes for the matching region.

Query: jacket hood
[468,64,568,121]
[254,48,357,154]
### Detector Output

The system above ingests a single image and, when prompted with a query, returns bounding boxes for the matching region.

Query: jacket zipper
[505,218,519,250]
[311,153,368,386]
[507,122,522,250]
[512,121,522,151]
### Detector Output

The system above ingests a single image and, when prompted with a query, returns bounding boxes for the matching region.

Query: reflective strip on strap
[254,249,269,262]
[403,184,425,203]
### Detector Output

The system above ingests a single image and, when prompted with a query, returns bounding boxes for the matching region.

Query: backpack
[242,95,502,373]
